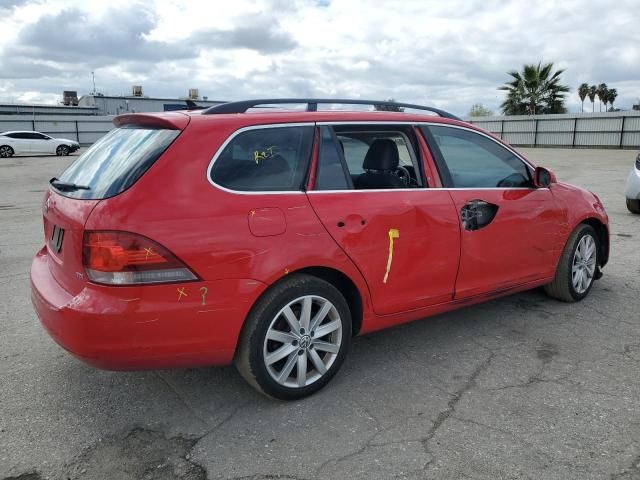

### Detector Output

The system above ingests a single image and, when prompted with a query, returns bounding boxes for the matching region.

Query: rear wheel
[627,198,640,214]
[236,274,351,400]
[56,145,70,156]
[0,145,14,158]
[544,224,599,302]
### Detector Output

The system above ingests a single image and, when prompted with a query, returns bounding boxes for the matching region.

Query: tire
[544,224,599,302]
[0,145,14,158]
[627,198,640,214]
[56,145,70,156]
[236,273,352,400]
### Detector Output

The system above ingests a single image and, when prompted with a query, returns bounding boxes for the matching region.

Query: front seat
[353,138,405,189]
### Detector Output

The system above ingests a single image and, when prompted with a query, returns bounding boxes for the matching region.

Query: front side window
[422,126,532,188]
[211,126,314,192]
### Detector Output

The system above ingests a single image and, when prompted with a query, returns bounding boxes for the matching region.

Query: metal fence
[467,111,640,149]
[3,111,640,149]
[0,115,114,145]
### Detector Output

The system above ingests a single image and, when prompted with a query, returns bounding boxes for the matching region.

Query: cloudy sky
[0,0,638,115]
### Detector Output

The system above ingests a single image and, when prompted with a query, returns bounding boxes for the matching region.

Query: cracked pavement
[1,148,639,479]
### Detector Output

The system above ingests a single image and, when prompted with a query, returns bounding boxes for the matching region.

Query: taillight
[82,231,198,285]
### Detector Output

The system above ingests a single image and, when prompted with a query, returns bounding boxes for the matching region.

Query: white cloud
[0,0,638,114]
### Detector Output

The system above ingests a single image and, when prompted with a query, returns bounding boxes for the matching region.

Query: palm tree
[588,85,597,112]
[499,62,569,115]
[596,83,608,112]
[578,83,590,112]
[607,88,618,111]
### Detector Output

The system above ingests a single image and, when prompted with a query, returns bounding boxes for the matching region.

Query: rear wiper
[49,177,91,192]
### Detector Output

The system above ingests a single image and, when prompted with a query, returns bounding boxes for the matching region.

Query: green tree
[607,88,618,111]
[578,83,590,112]
[499,62,569,115]
[588,85,597,112]
[373,98,405,112]
[596,83,608,112]
[468,104,494,117]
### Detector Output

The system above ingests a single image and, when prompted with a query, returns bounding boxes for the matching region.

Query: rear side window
[55,127,179,199]
[210,126,314,192]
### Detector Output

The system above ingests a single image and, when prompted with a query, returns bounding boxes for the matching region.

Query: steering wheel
[394,165,411,186]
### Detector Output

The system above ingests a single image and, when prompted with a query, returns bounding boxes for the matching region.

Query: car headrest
[362,138,399,171]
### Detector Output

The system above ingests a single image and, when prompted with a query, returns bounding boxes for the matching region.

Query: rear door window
[54,127,179,199]
[210,126,314,192]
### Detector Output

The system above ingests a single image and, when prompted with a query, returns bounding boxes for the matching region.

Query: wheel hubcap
[572,234,596,294]
[263,295,342,388]
[0,147,9,157]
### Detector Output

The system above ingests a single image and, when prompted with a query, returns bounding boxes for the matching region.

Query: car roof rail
[201,98,461,120]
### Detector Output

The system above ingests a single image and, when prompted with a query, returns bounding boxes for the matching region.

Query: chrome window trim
[206,120,540,195]
[206,122,315,195]
[317,120,535,171]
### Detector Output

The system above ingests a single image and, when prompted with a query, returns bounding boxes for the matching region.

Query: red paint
[248,208,287,237]
[30,109,610,370]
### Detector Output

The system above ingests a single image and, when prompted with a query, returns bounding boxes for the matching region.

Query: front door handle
[460,200,499,231]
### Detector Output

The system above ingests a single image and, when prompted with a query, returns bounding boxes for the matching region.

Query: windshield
[55,127,179,199]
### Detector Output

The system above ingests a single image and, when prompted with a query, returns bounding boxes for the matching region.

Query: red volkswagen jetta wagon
[31,99,609,399]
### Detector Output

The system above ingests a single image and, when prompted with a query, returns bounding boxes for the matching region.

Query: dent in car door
[421,125,565,298]
[306,126,461,315]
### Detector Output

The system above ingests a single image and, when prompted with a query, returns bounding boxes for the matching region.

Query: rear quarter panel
[85,116,374,333]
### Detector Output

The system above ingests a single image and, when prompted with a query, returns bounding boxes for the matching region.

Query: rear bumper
[30,247,266,370]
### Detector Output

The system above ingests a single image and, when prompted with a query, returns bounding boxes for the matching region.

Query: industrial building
[77,86,225,115]
[1,86,225,116]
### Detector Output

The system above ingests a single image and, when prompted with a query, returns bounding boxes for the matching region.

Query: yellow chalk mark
[177,287,188,301]
[383,228,400,284]
[200,286,208,306]
[284,268,290,275]
[253,146,276,164]
[144,247,154,260]
[250,209,256,216]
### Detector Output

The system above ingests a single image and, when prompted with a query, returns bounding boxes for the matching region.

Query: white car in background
[0,131,80,158]
[626,152,640,214]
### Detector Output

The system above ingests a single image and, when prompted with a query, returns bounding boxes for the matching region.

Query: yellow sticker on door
[383,228,400,284]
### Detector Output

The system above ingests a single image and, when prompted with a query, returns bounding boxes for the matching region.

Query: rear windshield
[54,127,179,199]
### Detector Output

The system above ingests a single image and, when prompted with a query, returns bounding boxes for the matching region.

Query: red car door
[420,125,565,299]
[307,125,460,315]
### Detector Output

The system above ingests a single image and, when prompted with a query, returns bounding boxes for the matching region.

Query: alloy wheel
[263,295,342,388]
[571,234,596,294]
[0,146,12,157]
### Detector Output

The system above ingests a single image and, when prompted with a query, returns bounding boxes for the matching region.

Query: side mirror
[533,167,556,188]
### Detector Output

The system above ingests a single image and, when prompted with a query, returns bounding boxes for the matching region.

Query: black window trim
[206,122,315,195]
[316,126,354,190]
[419,123,535,189]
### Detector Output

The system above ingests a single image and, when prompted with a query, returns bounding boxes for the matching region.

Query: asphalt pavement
[1,147,639,480]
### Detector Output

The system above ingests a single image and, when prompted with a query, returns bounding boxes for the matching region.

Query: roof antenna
[91,71,96,95]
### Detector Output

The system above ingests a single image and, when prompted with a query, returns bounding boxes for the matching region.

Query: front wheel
[627,198,640,214]
[544,224,599,302]
[56,145,70,156]
[0,145,14,158]
[236,274,352,400]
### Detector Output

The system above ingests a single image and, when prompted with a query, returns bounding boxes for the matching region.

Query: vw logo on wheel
[299,335,311,349]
